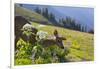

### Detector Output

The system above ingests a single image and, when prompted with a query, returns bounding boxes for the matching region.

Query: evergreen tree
[45,8,49,19]
[85,26,87,32]
[35,7,41,14]
[81,26,85,32]
[88,29,94,34]
[19,4,23,7]
[66,17,70,25]
[78,24,81,31]
[59,19,62,23]
[42,8,45,16]
[70,19,76,29]
[49,13,56,22]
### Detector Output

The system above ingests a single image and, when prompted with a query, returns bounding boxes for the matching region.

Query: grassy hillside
[15,5,52,24]
[31,21,94,61]
[15,5,94,65]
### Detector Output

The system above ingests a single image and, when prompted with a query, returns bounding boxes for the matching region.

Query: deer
[31,29,67,62]
[15,16,66,49]
[38,29,66,49]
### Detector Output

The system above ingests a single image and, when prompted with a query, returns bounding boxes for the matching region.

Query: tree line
[34,7,87,32]
[19,4,93,33]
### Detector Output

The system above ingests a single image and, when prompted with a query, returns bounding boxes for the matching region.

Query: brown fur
[39,30,66,49]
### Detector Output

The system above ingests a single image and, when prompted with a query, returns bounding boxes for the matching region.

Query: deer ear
[54,29,58,36]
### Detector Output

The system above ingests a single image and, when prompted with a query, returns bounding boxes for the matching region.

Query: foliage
[15,39,33,59]
[15,58,32,65]
[15,40,33,65]
[15,38,69,65]
[32,43,69,64]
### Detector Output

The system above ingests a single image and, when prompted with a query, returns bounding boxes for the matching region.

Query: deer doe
[39,30,66,49]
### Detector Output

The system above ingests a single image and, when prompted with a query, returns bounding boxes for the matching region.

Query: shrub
[15,58,32,65]
[15,39,33,59]
[15,28,69,65]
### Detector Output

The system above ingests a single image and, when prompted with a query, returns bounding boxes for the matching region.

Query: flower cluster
[22,23,34,32]
[21,23,35,37]
[37,30,48,40]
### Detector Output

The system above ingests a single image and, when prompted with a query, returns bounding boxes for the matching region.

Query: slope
[31,21,94,61]
[15,5,52,24]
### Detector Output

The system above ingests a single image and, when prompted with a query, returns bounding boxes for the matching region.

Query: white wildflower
[22,23,34,32]
[22,23,35,37]
[37,30,48,40]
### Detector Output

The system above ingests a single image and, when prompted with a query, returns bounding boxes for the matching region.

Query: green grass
[15,58,32,65]
[15,4,94,65]
[31,22,94,61]
[15,5,52,24]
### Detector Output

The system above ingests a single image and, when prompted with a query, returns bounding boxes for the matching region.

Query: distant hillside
[21,4,94,31]
[15,5,52,25]
[15,4,94,33]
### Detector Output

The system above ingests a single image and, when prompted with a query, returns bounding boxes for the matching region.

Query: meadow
[15,21,94,65]
[15,4,94,65]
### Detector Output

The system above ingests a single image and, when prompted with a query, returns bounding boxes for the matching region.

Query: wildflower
[37,31,48,40]
[22,23,34,32]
